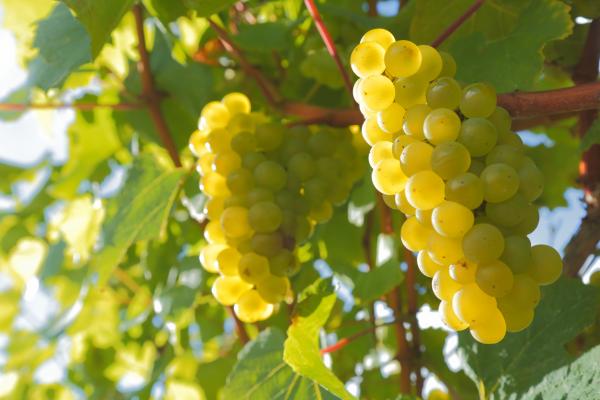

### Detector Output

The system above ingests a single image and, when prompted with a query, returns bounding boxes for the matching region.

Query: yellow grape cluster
[351,29,563,344]
[189,93,364,323]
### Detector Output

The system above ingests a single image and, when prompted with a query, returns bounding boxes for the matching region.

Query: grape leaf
[224,328,340,399]
[61,0,135,58]
[284,278,355,400]
[28,3,91,90]
[457,278,600,399]
[182,0,236,17]
[580,117,600,152]
[521,345,600,400]
[353,260,403,304]
[90,154,185,284]
[234,22,293,53]
[449,0,573,92]
[143,0,187,24]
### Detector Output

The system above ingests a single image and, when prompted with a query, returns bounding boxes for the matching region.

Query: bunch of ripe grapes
[351,29,562,344]
[189,93,364,323]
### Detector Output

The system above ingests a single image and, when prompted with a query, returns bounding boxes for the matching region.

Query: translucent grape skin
[458,118,498,157]
[426,77,461,110]
[234,289,274,323]
[469,307,506,344]
[401,217,432,252]
[360,75,396,111]
[384,40,422,78]
[462,223,505,264]
[460,82,497,118]
[480,163,520,203]
[500,235,532,274]
[414,44,442,81]
[432,201,474,238]
[400,141,433,176]
[417,250,444,277]
[449,259,477,284]
[403,104,432,140]
[405,170,445,210]
[439,300,468,331]
[445,172,484,210]
[432,268,462,301]
[485,193,529,228]
[423,108,461,145]
[372,159,408,195]
[430,142,471,180]
[452,283,497,326]
[351,41,386,78]
[475,260,514,297]
[527,244,562,285]
[377,103,406,133]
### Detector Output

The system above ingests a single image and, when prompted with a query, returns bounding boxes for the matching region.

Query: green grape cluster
[189,93,364,323]
[351,29,563,344]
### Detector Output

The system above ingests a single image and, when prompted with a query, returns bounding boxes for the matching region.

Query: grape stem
[304,0,354,97]
[133,4,182,168]
[319,319,396,354]
[362,210,379,342]
[388,286,413,393]
[404,249,423,394]
[430,0,486,48]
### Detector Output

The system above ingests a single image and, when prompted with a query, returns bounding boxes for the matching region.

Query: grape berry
[351,30,562,344]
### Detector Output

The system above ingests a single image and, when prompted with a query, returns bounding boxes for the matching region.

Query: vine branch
[304,0,354,96]
[404,249,423,394]
[388,286,412,393]
[320,320,396,354]
[133,4,182,168]
[431,0,485,48]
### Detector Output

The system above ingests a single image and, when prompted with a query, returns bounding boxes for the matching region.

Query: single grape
[382,193,399,210]
[393,75,428,108]
[220,206,252,238]
[212,276,251,306]
[432,201,474,238]
[372,159,408,195]
[403,104,432,140]
[503,274,541,308]
[288,152,316,181]
[452,283,497,325]
[395,190,416,216]
[238,252,270,284]
[362,118,392,146]
[269,249,295,276]
[216,247,242,276]
[248,201,283,233]
[205,128,233,153]
[413,45,442,81]
[498,302,534,333]
[200,101,230,130]
[449,259,478,284]
[228,113,256,135]
[255,123,284,151]
[231,131,257,154]
[199,243,226,273]
[445,172,484,210]
[476,260,514,297]
[518,160,544,202]
[457,118,498,157]
[227,168,254,194]
[439,300,468,331]
[401,216,432,251]
[201,172,230,197]
[309,201,333,223]
[360,28,395,49]
[426,77,461,109]
[353,78,364,103]
[428,233,464,265]
[432,268,463,301]
[497,130,524,148]
[392,135,419,158]
[469,307,506,344]
[351,42,386,78]
[423,108,461,145]
[384,40,422,77]
[308,131,337,157]
[251,232,283,258]
[205,196,225,220]
[247,187,274,205]
[485,193,528,227]
[234,289,274,322]
[462,223,505,264]
[416,208,433,228]
[400,141,434,176]
[222,92,251,115]
[377,103,406,133]
[438,51,456,78]
[460,82,497,118]
[480,163,520,203]
[527,244,562,285]
[485,144,524,170]
[405,170,445,210]
[360,75,396,111]
[304,177,330,206]
[242,151,267,170]
[487,106,511,133]
[500,235,532,274]
[254,160,287,191]
[511,203,539,235]
[417,250,444,277]
[369,141,394,168]
[431,142,471,180]
[213,151,241,176]
[257,275,290,303]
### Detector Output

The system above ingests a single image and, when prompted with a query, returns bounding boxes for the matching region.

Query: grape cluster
[351,29,563,344]
[189,93,364,323]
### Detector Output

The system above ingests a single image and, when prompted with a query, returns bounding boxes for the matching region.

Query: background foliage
[0,0,599,399]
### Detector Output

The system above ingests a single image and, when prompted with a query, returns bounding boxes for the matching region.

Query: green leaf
[196,354,237,400]
[143,0,187,24]
[284,279,355,400]
[224,328,340,399]
[449,0,573,92]
[28,3,91,90]
[353,261,403,304]
[457,278,600,399]
[580,117,600,151]
[300,48,344,89]
[234,22,293,52]
[49,109,121,199]
[61,0,136,58]
[182,0,236,17]
[90,154,185,284]
[521,345,600,400]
